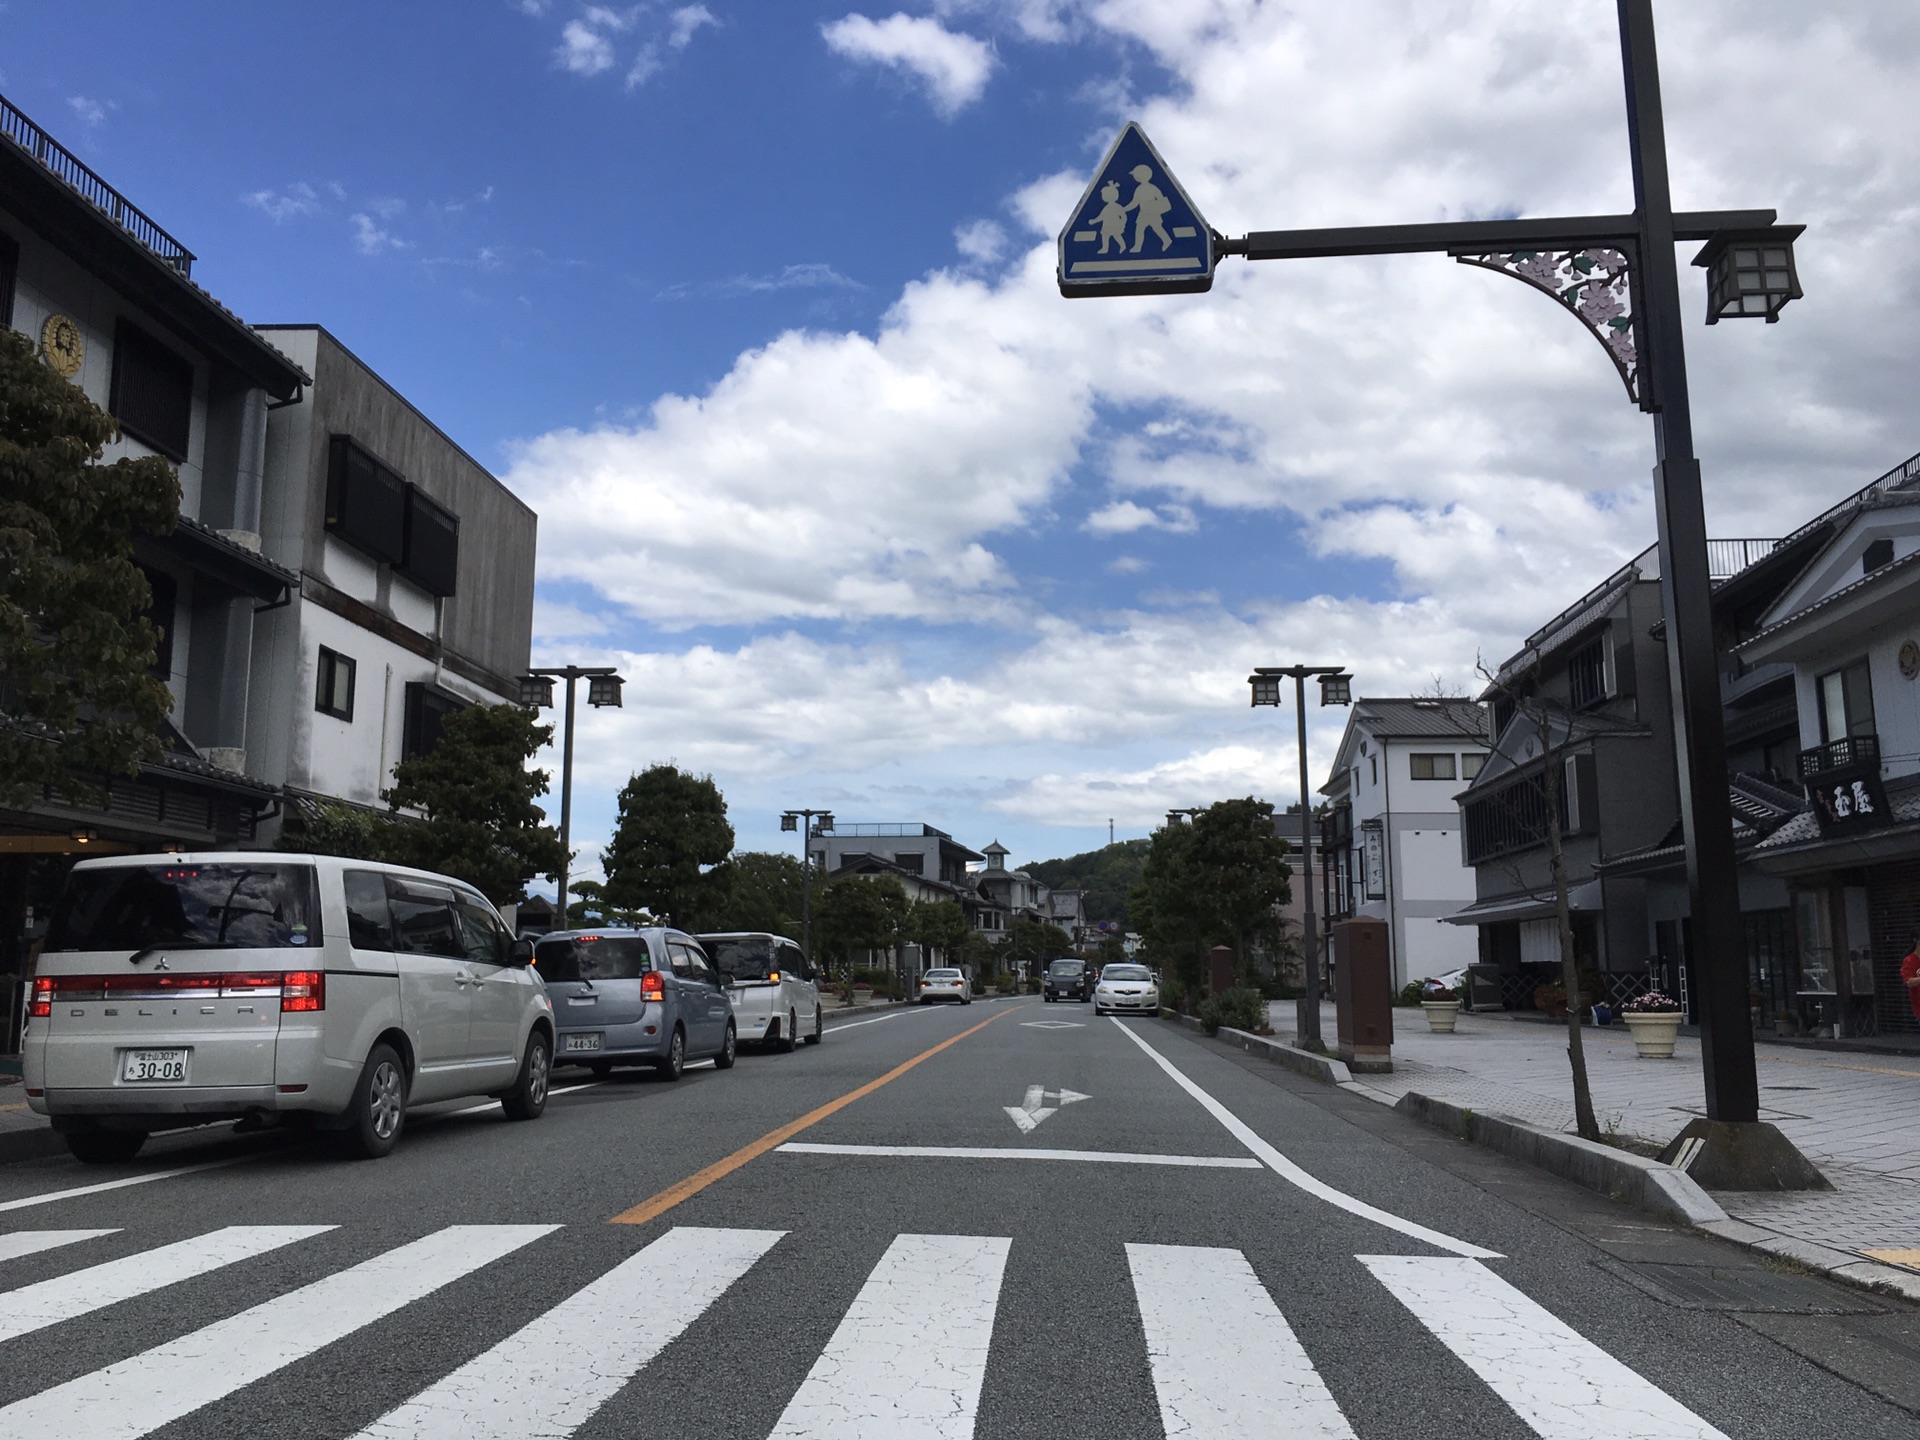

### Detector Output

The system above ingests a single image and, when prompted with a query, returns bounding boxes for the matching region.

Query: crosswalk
[0,1222,1728,1440]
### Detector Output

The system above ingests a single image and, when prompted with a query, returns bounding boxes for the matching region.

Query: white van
[22,853,555,1162]
[698,932,823,1050]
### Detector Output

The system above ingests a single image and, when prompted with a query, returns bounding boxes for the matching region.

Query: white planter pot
[1421,1000,1461,1033]
[1623,1011,1682,1058]
[852,990,874,1007]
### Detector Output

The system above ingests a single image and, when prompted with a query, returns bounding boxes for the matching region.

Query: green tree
[0,327,180,804]
[282,799,398,864]
[814,874,904,978]
[564,879,652,928]
[1006,917,1073,970]
[906,898,972,965]
[1025,839,1150,926]
[715,850,807,936]
[602,763,735,929]
[1129,798,1292,993]
[382,702,568,905]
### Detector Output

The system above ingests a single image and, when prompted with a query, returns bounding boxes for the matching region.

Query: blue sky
[6,2,1918,879]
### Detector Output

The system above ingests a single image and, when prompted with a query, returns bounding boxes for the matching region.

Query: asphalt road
[0,996,1915,1439]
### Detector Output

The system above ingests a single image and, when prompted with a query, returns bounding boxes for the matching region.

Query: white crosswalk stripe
[0,1225,1739,1439]
[1128,1243,1356,1438]
[768,1233,1010,1440]
[0,1224,331,1344]
[0,1224,556,1440]
[351,1226,785,1440]
[0,1229,118,1263]
[1359,1255,1730,1440]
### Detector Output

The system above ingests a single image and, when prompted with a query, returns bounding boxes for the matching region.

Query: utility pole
[781,809,835,967]
[517,665,623,931]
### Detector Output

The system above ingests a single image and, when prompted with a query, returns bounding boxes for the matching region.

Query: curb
[0,1124,64,1165]
[1163,1014,1356,1086]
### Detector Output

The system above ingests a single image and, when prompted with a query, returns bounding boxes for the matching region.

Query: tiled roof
[1733,546,1920,655]
[1351,698,1489,740]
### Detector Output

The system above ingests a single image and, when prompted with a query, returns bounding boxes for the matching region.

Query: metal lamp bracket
[1454,246,1643,407]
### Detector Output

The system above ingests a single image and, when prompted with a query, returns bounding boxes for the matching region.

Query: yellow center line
[610,1004,1022,1226]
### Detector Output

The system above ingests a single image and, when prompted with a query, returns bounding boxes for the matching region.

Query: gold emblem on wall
[39,313,84,378]
[1900,639,1920,680]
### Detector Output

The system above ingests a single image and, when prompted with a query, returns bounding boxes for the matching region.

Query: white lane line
[443,1080,600,1119]
[778,1142,1261,1169]
[1359,1256,1729,1440]
[0,1224,557,1440]
[769,1233,1010,1439]
[0,1225,333,1343]
[1128,1244,1356,1439]
[0,1229,118,1262]
[1110,1019,1500,1260]
[0,1154,257,1214]
[353,1226,784,1440]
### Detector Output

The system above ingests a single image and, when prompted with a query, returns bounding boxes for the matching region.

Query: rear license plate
[563,1033,603,1052]
[121,1049,190,1083]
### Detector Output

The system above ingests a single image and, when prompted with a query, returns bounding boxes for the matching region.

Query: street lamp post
[1249,667,1351,1047]
[1061,0,1817,1177]
[517,665,624,932]
[781,809,834,968]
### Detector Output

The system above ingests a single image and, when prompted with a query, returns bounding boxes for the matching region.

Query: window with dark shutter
[0,232,17,331]
[325,435,408,564]
[400,486,459,597]
[401,681,466,761]
[109,320,193,461]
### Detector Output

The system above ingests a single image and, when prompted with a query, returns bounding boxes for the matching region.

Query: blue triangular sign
[1057,123,1214,297]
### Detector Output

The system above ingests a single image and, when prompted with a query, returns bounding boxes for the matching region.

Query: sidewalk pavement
[1271,1000,1920,1269]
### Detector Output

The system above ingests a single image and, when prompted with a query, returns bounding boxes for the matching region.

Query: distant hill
[1025,839,1150,926]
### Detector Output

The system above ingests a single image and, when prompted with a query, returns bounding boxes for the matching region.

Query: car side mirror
[509,937,535,966]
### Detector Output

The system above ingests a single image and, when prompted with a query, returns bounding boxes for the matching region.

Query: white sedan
[918,968,972,1004]
[1093,963,1160,1015]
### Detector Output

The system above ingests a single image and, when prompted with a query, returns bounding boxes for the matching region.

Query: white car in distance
[917,968,972,1005]
[1093,963,1160,1016]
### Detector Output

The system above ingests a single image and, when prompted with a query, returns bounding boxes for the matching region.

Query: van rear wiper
[127,941,239,964]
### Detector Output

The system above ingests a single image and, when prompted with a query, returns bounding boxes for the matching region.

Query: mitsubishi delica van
[22,853,556,1163]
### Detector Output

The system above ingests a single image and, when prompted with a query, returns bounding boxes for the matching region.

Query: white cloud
[821,13,996,118]
[244,183,320,223]
[667,4,718,48]
[1084,500,1196,535]
[954,219,1008,264]
[656,262,865,301]
[66,96,111,129]
[349,212,411,255]
[555,13,625,74]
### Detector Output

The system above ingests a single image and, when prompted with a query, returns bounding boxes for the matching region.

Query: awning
[1441,881,1604,926]
[135,517,299,604]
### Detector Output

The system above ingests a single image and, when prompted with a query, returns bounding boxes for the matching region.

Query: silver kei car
[699,932,823,1051]
[1092,962,1161,1015]
[536,928,736,1080]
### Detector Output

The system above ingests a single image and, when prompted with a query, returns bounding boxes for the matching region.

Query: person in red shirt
[1903,937,1920,1023]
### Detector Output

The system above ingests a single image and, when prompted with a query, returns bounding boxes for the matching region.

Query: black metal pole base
[1659,1119,1831,1192]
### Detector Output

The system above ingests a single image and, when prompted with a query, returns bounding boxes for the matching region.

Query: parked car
[700,931,822,1050]
[537,928,737,1080]
[1043,957,1093,1002]
[1093,962,1160,1015]
[917,968,972,1004]
[23,853,554,1163]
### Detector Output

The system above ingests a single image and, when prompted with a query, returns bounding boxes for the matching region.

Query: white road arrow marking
[1005,1085,1090,1134]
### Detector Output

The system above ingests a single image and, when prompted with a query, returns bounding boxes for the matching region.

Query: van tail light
[28,977,51,1019]
[641,971,666,1002]
[280,972,325,1013]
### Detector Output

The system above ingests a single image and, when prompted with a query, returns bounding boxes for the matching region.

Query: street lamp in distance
[517,664,624,933]
[782,809,834,971]
[1249,665,1352,1047]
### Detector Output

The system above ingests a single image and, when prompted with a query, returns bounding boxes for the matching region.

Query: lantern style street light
[1249,667,1351,1046]
[782,808,834,968]
[1696,232,1803,324]
[517,664,624,931]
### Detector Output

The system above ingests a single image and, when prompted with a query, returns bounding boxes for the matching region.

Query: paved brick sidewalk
[1270,1000,1920,1264]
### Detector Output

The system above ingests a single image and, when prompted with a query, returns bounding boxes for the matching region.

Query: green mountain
[1024,839,1150,926]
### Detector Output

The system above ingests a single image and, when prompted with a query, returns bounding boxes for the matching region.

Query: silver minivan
[699,932,822,1050]
[23,853,556,1163]
[537,928,737,1079]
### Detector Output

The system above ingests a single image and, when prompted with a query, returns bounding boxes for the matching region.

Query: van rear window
[47,864,321,952]
[705,938,781,981]
[534,935,652,981]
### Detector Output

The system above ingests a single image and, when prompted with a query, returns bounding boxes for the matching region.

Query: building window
[1817,659,1874,743]
[1368,755,1378,786]
[109,320,193,462]
[326,436,408,566]
[1409,753,1456,780]
[1567,635,1612,710]
[1863,538,1894,574]
[401,682,465,761]
[892,852,925,875]
[1461,751,1487,779]
[315,648,356,721]
[400,486,460,597]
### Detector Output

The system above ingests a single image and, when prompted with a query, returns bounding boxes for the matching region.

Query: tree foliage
[906,898,972,960]
[713,850,808,936]
[814,874,905,971]
[0,327,180,804]
[1129,797,1292,991]
[1024,839,1149,925]
[382,702,568,905]
[602,763,735,929]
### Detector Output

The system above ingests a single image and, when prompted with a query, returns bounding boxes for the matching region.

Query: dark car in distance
[1043,957,1092,1003]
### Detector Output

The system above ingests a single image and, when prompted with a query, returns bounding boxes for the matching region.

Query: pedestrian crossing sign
[1058,122,1215,297]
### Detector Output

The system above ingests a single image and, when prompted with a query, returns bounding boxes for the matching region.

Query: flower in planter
[1420,978,1459,1002]
[1622,990,1681,1014]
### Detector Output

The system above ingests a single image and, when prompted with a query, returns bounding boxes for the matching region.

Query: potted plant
[1419,980,1462,1033]
[1620,990,1683,1057]
[1533,980,1568,1018]
[851,981,874,1007]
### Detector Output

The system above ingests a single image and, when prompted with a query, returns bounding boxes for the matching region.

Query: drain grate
[1604,1260,1886,1315]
